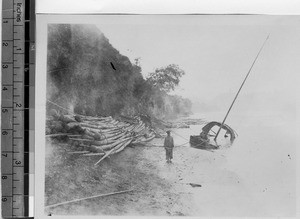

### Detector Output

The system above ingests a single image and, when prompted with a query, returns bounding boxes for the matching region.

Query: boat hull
[189,135,219,150]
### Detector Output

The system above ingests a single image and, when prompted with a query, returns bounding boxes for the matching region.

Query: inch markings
[1,0,30,218]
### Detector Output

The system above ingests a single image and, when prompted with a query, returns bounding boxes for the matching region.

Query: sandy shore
[45,114,295,217]
[45,137,196,216]
[44,138,250,216]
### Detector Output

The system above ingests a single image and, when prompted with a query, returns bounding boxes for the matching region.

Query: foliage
[147,64,185,93]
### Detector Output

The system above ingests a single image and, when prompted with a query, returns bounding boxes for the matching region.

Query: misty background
[96,15,299,117]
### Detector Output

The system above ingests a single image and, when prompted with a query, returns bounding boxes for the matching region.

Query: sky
[95,15,300,114]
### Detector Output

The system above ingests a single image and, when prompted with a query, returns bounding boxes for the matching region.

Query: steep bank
[47,24,191,119]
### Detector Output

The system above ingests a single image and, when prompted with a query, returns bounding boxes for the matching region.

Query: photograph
[43,15,298,216]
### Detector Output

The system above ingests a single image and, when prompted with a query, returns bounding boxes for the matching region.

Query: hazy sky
[96,15,300,113]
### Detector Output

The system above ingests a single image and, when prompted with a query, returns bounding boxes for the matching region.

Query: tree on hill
[146,64,185,93]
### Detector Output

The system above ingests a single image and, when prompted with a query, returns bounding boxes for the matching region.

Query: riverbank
[45,111,296,216]
[45,137,195,216]
[45,135,268,216]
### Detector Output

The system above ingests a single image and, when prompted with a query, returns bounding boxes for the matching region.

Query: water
[170,110,296,216]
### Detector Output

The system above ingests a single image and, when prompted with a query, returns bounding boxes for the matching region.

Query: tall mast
[214,35,270,141]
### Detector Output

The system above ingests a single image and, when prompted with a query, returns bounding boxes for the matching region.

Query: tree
[147,64,185,93]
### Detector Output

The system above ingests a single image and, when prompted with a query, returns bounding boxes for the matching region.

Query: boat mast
[214,35,270,141]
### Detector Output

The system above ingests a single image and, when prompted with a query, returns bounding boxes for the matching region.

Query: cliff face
[47,24,191,118]
[47,24,143,116]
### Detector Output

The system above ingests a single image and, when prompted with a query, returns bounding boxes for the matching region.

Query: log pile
[46,111,156,164]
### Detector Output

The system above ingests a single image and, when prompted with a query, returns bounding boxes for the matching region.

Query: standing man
[164,130,174,163]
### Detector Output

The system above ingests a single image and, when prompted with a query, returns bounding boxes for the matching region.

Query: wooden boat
[189,135,219,150]
[190,36,269,150]
[190,121,236,150]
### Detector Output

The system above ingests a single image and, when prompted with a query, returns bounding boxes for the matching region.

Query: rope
[171,130,189,141]
[47,99,77,116]
[47,67,90,73]
[136,141,190,148]
[175,141,190,147]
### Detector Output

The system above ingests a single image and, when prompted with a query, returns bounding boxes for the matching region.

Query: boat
[190,121,236,149]
[190,35,269,150]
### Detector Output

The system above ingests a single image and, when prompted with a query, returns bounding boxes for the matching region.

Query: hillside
[47,24,191,119]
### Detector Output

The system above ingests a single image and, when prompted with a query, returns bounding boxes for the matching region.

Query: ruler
[1,0,35,217]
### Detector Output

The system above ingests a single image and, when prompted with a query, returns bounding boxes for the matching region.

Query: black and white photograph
[41,15,298,216]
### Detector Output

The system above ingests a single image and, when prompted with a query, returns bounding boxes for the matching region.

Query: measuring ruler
[1,0,35,217]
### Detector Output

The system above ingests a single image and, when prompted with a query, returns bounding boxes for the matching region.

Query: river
[169,110,296,216]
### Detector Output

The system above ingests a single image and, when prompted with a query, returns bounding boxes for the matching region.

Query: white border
[35,0,300,15]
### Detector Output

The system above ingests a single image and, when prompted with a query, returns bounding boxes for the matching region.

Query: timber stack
[46,110,156,163]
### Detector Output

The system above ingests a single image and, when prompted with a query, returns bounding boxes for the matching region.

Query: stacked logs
[46,111,156,164]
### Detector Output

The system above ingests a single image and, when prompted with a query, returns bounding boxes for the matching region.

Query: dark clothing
[164,136,174,148]
[165,148,173,160]
[164,135,174,161]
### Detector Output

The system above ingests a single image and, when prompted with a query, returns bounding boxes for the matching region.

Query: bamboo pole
[111,139,133,154]
[45,189,133,209]
[214,34,270,141]
[94,139,133,165]
[92,136,133,151]
[67,135,82,137]
[46,133,72,138]
[68,151,90,154]
[69,138,94,142]
[82,152,105,156]
[94,147,117,165]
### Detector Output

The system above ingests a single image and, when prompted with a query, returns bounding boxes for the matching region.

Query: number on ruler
[2,176,8,180]
[2,198,7,202]
[15,103,22,108]
[2,64,8,68]
[2,154,8,157]
[15,161,22,165]
[2,109,8,113]
[2,42,8,46]
[2,131,8,135]
[2,87,8,91]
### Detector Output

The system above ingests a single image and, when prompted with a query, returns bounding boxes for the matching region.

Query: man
[164,130,174,163]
